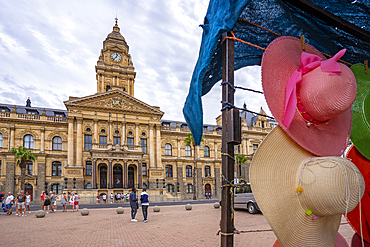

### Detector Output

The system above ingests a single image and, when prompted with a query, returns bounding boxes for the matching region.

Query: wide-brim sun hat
[262,36,357,156]
[349,63,370,160]
[250,126,365,247]
[346,145,370,243]
[273,232,349,247]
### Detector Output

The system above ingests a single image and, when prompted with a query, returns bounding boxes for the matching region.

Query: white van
[234,183,260,214]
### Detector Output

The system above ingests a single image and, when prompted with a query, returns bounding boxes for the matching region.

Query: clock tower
[95,19,136,96]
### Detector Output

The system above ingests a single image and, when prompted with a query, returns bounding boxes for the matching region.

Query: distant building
[0,21,274,202]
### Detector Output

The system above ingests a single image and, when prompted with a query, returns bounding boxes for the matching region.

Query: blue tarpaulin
[183,0,370,145]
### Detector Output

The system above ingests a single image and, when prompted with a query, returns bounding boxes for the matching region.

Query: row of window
[165,165,211,178]
[164,144,210,157]
[0,134,63,151]
[166,184,194,193]
[84,135,148,153]
[84,161,148,176]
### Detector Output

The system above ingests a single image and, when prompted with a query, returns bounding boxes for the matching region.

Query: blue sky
[0,0,269,125]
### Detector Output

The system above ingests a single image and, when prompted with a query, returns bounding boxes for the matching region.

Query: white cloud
[0,0,267,125]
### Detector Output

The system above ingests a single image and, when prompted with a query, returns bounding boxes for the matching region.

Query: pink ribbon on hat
[283,49,346,128]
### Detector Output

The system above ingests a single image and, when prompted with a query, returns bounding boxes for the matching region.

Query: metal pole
[221,32,235,247]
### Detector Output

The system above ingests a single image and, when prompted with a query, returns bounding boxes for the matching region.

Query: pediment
[64,89,163,116]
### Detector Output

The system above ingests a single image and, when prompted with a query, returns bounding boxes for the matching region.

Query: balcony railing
[0,112,68,123]
[91,144,143,152]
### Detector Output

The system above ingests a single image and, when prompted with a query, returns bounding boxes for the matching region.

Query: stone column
[241,163,251,183]
[177,137,181,158]
[5,162,15,194]
[214,140,218,160]
[124,162,128,188]
[40,127,45,153]
[93,118,98,144]
[135,123,139,146]
[9,125,15,150]
[67,117,74,166]
[177,164,184,198]
[76,117,83,167]
[101,75,105,92]
[122,121,126,145]
[36,163,46,203]
[156,124,161,168]
[242,139,247,155]
[93,159,97,189]
[214,167,220,198]
[149,124,155,168]
[108,160,112,189]
[131,81,134,96]
[196,146,200,159]
[109,119,113,144]
[196,167,203,199]
[138,162,142,189]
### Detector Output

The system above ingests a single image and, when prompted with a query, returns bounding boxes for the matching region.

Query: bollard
[153,205,160,212]
[185,204,192,210]
[214,202,220,209]
[81,208,89,216]
[35,210,46,218]
[116,207,124,214]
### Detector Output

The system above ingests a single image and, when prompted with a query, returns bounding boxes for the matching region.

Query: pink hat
[262,36,357,156]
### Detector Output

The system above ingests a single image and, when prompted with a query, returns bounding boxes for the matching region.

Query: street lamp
[44,182,48,192]
[73,178,76,189]
[156,178,159,188]
[64,177,68,189]
[162,179,165,189]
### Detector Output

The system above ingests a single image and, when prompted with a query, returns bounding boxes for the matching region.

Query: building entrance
[25,184,33,201]
[205,184,211,198]
[113,166,123,188]
[128,167,134,188]
[100,166,107,189]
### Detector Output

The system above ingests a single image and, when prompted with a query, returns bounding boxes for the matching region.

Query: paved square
[1,204,355,246]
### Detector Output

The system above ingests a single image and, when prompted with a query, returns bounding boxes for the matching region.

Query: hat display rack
[217,17,369,247]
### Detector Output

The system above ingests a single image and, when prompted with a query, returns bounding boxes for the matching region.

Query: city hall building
[0,21,273,203]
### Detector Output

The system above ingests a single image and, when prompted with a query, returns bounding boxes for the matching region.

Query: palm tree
[235,154,247,182]
[11,146,37,192]
[184,133,203,200]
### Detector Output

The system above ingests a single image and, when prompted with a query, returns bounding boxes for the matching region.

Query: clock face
[110,52,122,62]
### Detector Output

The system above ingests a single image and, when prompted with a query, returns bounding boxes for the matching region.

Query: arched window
[205,166,211,177]
[166,165,173,177]
[24,134,34,149]
[86,161,92,176]
[143,183,147,189]
[186,184,193,193]
[186,165,192,177]
[204,146,210,157]
[185,145,192,157]
[52,136,62,150]
[142,163,147,176]
[165,144,172,156]
[52,161,62,176]
[86,183,92,189]
[25,161,33,175]
[0,133,3,148]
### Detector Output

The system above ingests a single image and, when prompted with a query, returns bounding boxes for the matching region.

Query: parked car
[234,183,260,214]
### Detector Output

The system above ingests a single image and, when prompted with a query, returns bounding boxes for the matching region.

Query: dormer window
[26,109,38,115]
[162,122,170,127]
[181,124,188,128]
[54,112,65,117]
[0,107,9,112]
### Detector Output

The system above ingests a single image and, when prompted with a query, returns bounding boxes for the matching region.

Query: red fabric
[346,145,370,243]
[352,233,370,247]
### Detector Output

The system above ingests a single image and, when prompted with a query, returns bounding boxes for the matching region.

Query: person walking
[5,192,14,215]
[61,192,67,212]
[50,191,57,213]
[74,192,79,212]
[140,188,149,223]
[14,193,20,216]
[129,188,138,222]
[43,192,51,213]
[96,194,100,204]
[17,190,27,217]
[40,191,45,211]
[69,193,75,212]
[25,192,31,213]
[102,193,107,204]
[110,193,113,203]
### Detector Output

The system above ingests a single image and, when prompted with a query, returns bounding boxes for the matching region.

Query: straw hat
[262,36,357,156]
[346,145,370,243]
[273,233,349,247]
[250,126,365,247]
[349,63,370,160]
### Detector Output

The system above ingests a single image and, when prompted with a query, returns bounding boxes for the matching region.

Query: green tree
[235,154,247,180]
[11,146,37,192]
[184,133,203,200]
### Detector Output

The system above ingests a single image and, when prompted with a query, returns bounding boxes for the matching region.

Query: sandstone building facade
[0,21,273,203]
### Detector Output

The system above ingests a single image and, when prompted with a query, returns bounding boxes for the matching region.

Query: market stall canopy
[183,0,370,145]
